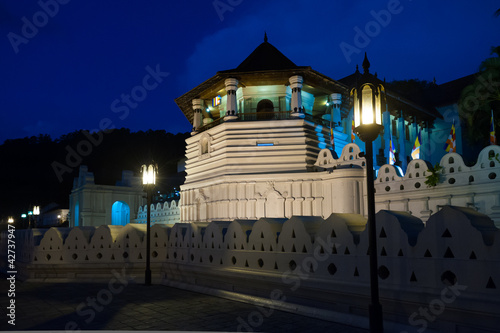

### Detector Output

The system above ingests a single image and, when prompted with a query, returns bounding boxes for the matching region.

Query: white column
[224,78,238,120]
[330,93,342,127]
[290,75,304,118]
[191,99,203,135]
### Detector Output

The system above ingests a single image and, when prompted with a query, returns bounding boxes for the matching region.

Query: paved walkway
[0,274,368,332]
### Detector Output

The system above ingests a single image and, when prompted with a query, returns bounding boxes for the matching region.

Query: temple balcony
[196,111,331,134]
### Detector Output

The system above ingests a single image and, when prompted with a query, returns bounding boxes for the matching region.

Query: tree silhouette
[458,46,500,143]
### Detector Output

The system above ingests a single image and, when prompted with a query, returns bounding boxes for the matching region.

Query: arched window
[199,133,212,157]
[256,99,274,120]
[201,137,209,154]
[112,201,130,226]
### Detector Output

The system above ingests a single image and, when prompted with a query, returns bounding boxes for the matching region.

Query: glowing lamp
[8,217,14,224]
[351,54,385,142]
[28,211,33,216]
[142,164,157,186]
[33,206,40,216]
[21,214,27,218]
[351,84,384,142]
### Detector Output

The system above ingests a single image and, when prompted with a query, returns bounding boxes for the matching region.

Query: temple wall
[372,145,500,225]
[134,200,180,225]
[2,207,499,332]
[316,144,500,226]
[179,170,366,222]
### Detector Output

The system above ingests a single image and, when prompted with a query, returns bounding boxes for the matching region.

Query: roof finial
[355,64,359,73]
[264,31,268,43]
[362,52,370,74]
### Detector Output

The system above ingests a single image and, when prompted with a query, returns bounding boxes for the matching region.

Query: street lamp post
[351,53,385,333]
[33,206,40,228]
[142,163,157,286]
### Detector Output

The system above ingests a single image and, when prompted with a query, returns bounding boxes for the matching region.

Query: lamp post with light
[33,206,40,228]
[351,53,385,333]
[142,163,157,286]
[28,211,33,228]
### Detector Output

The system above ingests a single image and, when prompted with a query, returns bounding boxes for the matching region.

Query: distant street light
[28,210,33,228]
[351,53,385,333]
[21,213,27,228]
[142,163,157,286]
[8,217,14,224]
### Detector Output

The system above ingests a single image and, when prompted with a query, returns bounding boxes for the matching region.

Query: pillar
[224,78,238,121]
[330,93,342,127]
[191,99,203,135]
[290,75,304,118]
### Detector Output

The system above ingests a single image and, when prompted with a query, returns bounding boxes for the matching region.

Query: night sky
[0,0,498,144]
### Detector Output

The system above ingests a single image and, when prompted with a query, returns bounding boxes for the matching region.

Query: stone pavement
[0,273,368,332]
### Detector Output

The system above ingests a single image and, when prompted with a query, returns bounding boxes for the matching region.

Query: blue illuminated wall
[74,202,79,227]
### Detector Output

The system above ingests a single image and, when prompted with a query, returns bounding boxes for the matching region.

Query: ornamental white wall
[135,200,180,225]
[373,145,500,226]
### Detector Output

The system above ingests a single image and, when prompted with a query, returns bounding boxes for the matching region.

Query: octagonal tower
[175,36,361,222]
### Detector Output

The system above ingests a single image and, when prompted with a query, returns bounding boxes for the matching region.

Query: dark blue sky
[0,0,498,144]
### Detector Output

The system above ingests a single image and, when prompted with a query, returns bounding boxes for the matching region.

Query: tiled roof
[221,39,298,73]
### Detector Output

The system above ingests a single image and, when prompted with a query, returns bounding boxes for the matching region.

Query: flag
[351,119,355,143]
[491,110,497,145]
[330,119,335,150]
[411,130,421,160]
[389,139,396,165]
[444,120,456,153]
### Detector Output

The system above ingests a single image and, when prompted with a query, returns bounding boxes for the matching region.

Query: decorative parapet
[315,143,366,169]
[5,207,499,278]
[315,144,500,224]
[135,200,180,225]
[374,145,500,224]
[376,145,500,191]
[2,208,499,331]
